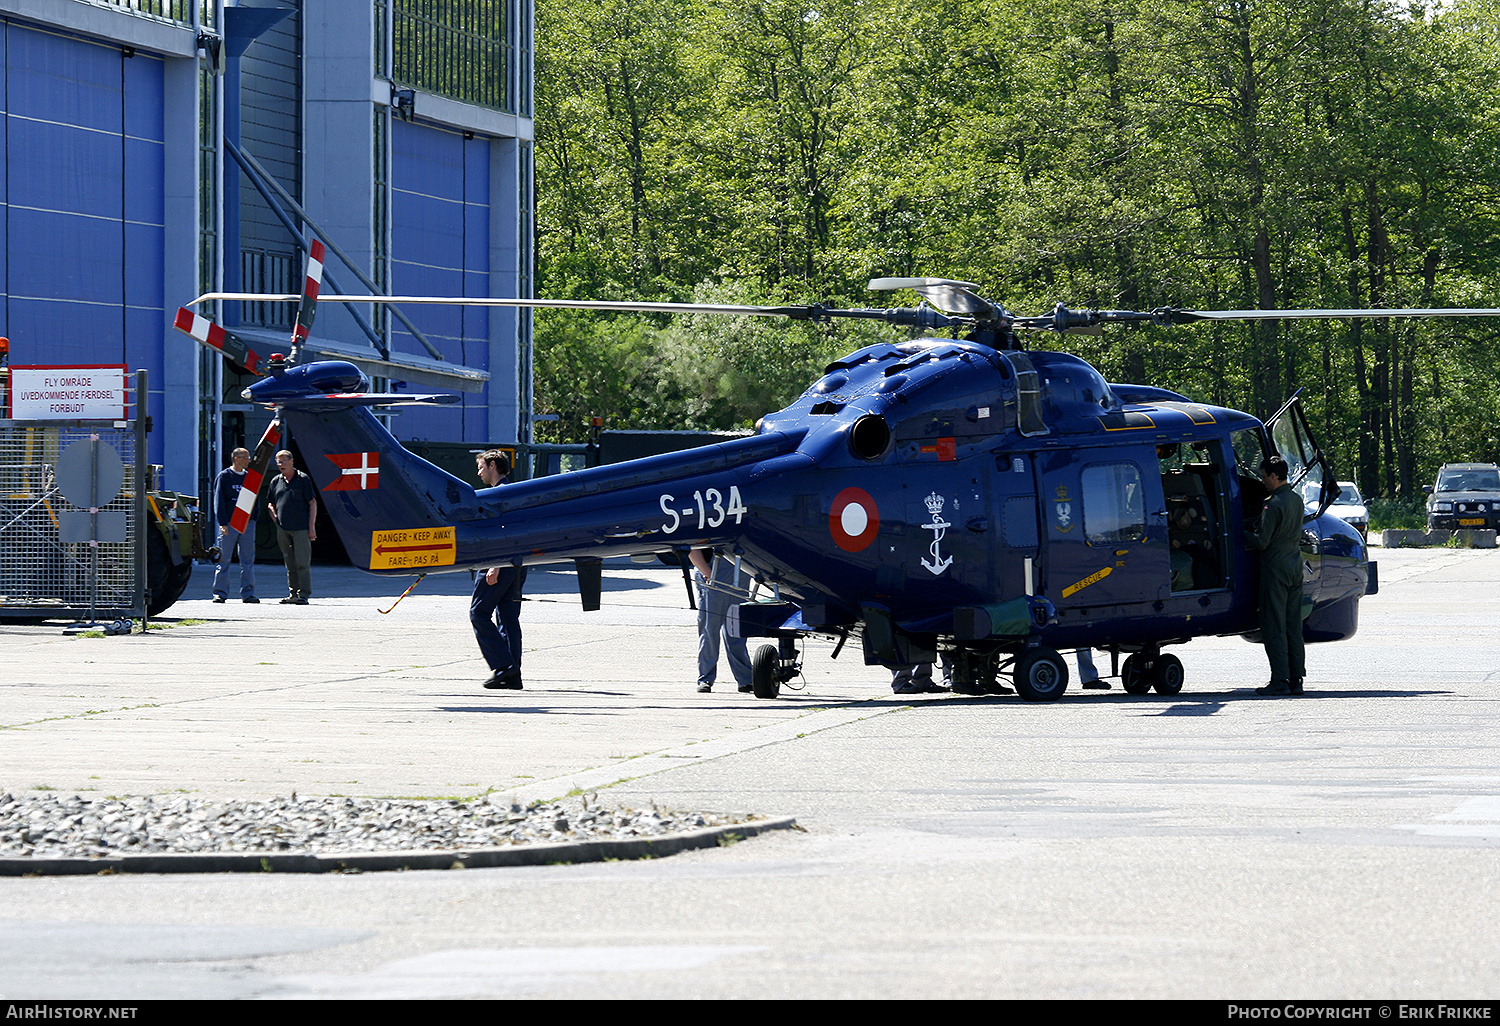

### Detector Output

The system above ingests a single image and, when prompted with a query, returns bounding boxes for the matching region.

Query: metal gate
[0,417,146,622]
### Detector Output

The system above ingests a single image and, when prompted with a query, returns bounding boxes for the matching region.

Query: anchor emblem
[921,491,953,575]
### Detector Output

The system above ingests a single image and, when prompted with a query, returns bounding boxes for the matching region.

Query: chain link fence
[0,420,145,621]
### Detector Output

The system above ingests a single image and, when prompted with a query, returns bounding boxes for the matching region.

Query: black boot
[484,666,523,690]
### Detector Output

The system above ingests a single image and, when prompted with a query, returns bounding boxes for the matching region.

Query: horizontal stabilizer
[273,392,463,412]
[241,360,460,410]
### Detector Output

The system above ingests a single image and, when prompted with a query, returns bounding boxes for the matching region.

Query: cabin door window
[1080,463,1146,545]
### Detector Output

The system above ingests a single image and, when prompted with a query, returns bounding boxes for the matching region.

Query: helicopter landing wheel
[1013,647,1068,702]
[751,643,781,700]
[1121,654,1153,695]
[1152,653,1185,695]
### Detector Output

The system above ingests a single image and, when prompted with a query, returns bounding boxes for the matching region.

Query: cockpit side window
[1231,427,1269,480]
[1005,351,1049,437]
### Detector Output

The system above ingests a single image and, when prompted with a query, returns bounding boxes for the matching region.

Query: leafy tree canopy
[534,0,1500,496]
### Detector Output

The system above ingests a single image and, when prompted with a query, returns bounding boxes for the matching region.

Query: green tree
[531,310,682,443]
[654,279,905,429]
[535,0,710,295]
[530,0,1500,483]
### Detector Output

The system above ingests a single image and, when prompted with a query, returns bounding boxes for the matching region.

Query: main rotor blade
[867,277,997,317]
[190,292,966,331]
[194,292,1500,333]
[1014,303,1500,332]
[192,293,825,318]
[1166,307,1500,323]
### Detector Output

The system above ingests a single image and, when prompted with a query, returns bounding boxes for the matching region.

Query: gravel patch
[0,791,771,862]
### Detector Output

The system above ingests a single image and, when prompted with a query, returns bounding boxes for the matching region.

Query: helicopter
[180,258,1500,701]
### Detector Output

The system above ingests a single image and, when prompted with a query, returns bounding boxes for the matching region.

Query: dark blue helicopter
[182,272,1489,701]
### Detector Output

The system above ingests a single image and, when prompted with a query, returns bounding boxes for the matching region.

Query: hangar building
[0,0,534,497]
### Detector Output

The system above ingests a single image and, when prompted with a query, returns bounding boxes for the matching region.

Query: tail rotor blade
[291,239,326,353]
[173,307,266,375]
[229,416,283,536]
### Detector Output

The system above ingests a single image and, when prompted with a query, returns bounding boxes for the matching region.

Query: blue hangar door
[0,22,166,450]
[389,119,490,443]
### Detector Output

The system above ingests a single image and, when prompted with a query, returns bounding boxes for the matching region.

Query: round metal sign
[55,438,124,509]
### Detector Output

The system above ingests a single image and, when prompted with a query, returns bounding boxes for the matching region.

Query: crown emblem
[925,491,945,514]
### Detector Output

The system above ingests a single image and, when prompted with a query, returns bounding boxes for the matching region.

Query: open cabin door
[1157,438,1234,593]
[1264,394,1337,520]
[1262,393,1342,615]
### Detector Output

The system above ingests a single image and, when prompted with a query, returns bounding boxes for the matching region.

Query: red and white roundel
[829,486,880,552]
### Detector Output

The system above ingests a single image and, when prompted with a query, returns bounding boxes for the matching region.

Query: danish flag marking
[324,451,380,491]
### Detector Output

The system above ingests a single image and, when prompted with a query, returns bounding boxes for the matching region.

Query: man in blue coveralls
[472,449,526,690]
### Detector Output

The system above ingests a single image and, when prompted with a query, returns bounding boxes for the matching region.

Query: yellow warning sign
[370,526,457,570]
[1061,565,1112,599]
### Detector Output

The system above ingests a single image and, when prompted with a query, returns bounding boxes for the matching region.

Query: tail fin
[246,364,473,572]
[279,402,480,573]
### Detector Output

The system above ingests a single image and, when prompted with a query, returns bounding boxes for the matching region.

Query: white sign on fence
[7,365,127,420]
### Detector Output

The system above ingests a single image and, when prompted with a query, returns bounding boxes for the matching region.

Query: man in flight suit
[1245,455,1306,696]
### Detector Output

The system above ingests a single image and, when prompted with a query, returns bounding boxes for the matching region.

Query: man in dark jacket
[471,449,526,690]
[211,447,258,603]
[1245,455,1306,696]
[267,449,318,604]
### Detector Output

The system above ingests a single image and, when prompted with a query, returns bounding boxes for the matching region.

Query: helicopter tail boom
[257,363,808,581]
